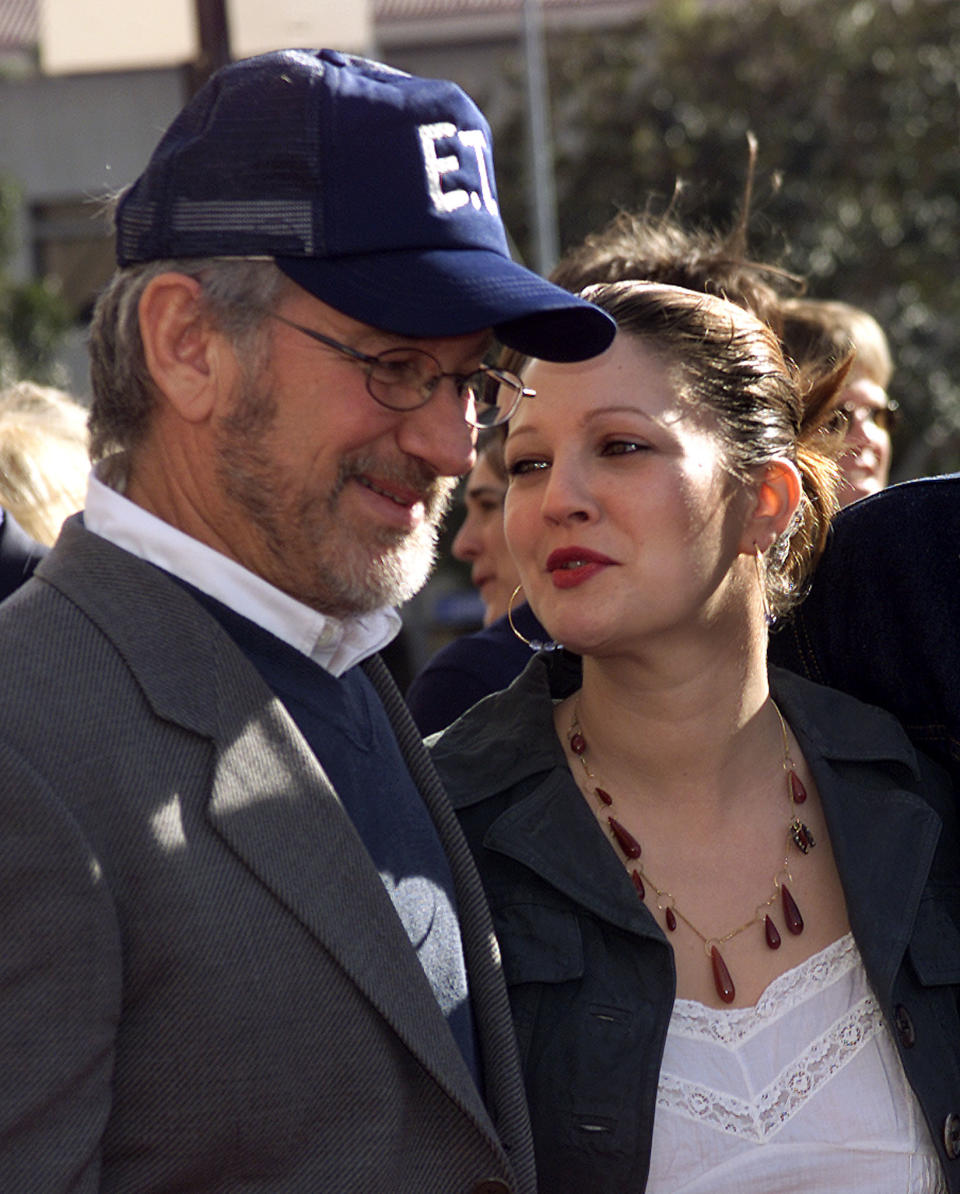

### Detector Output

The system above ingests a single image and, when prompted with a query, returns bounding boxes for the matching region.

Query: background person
[407,424,551,734]
[780,296,896,506]
[429,282,958,1193]
[0,504,46,599]
[0,48,614,1192]
[452,427,520,628]
[769,470,960,793]
[0,380,90,544]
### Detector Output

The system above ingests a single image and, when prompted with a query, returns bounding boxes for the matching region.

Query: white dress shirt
[83,462,401,677]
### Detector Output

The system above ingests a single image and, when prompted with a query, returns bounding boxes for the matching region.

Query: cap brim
[275,249,616,362]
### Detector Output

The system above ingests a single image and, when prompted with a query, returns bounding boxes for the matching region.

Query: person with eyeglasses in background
[0,49,614,1193]
[779,297,897,507]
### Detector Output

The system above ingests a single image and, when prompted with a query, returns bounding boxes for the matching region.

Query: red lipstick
[546,546,615,589]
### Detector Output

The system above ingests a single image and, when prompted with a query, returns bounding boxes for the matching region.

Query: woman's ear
[138,273,222,423]
[742,458,802,553]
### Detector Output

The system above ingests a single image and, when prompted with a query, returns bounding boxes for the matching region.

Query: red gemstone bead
[608,817,642,859]
[595,787,613,806]
[789,771,807,804]
[631,870,645,899]
[665,906,677,932]
[764,914,782,950]
[782,883,804,935]
[711,945,736,1003]
[570,732,586,755]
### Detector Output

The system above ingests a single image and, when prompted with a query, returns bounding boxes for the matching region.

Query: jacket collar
[433,655,946,989]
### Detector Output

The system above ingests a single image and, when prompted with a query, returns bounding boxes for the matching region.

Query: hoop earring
[507,583,562,652]
[754,545,774,628]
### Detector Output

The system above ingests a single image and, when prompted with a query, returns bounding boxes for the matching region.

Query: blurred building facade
[0,0,647,395]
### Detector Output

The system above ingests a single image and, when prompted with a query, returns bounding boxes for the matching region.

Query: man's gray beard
[214,375,456,617]
[311,472,453,615]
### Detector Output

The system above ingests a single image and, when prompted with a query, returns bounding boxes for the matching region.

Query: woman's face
[836,370,894,507]
[503,334,753,658]
[452,450,520,625]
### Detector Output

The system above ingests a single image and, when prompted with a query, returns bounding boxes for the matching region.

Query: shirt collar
[83,459,401,677]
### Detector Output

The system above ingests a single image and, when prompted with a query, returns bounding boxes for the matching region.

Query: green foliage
[493,0,960,476]
[0,177,70,388]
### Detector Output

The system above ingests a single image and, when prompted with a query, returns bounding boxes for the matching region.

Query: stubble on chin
[214,383,456,616]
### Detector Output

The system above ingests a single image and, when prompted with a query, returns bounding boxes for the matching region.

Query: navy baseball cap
[115,48,615,362]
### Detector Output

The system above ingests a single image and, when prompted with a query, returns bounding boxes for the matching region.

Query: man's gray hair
[88,257,289,462]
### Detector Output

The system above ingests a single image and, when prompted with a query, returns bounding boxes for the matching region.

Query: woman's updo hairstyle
[579,280,845,619]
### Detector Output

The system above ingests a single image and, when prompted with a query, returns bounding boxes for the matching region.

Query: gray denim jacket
[430,657,960,1193]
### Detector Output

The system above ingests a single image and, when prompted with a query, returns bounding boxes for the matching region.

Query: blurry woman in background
[780,297,896,506]
[0,380,89,544]
[450,428,520,627]
[407,426,550,734]
[430,282,957,1193]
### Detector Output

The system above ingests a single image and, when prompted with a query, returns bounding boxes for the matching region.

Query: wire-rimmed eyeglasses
[270,313,534,428]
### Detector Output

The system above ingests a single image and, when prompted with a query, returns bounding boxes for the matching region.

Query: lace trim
[657,993,885,1141]
[670,933,858,1046]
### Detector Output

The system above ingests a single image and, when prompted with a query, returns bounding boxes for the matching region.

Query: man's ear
[741,457,802,553]
[138,273,223,423]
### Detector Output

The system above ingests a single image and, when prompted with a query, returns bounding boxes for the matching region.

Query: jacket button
[893,1003,916,1048]
[945,1113,960,1160]
[471,1183,511,1194]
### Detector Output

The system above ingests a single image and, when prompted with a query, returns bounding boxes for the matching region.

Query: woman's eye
[602,439,647,456]
[506,458,549,477]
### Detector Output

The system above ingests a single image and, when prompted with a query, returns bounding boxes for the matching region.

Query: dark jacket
[430,655,960,1193]
[0,507,47,601]
[407,601,548,735]
[770,473,960,792]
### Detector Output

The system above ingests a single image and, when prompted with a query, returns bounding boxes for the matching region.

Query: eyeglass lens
[365,348,522,427]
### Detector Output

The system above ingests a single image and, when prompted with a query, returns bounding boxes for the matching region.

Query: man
[0,506,46,599]
[0,49,613,1192]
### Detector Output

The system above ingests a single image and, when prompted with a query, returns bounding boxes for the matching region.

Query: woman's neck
[567,632,774,817]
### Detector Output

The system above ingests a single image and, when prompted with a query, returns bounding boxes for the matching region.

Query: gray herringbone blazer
[0,516,534,1194]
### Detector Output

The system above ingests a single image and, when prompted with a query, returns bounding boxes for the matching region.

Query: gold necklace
[567,699,816,1004]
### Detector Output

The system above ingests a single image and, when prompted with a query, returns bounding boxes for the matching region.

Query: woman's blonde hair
[0,381,90,544]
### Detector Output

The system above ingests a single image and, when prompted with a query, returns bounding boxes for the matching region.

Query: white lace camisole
[646,934,945,1193]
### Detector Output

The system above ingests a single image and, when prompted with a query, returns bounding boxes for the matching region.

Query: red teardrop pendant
[595,787,613,806]
[711,946,736,1003]
[570,732,586,755]
[608,817,642,859]
[789,771,807,804]
[631,870,645,899]
[665,906,677,932]
[764,914,782,949]
[781,883,804,935]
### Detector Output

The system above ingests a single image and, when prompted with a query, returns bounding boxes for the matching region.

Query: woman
[429,282,959,1193]
[780,297,897,507]
[407,428,551,734]
[450,428,521,627]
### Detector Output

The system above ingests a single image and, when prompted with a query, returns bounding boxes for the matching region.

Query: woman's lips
[546,547,615,590]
